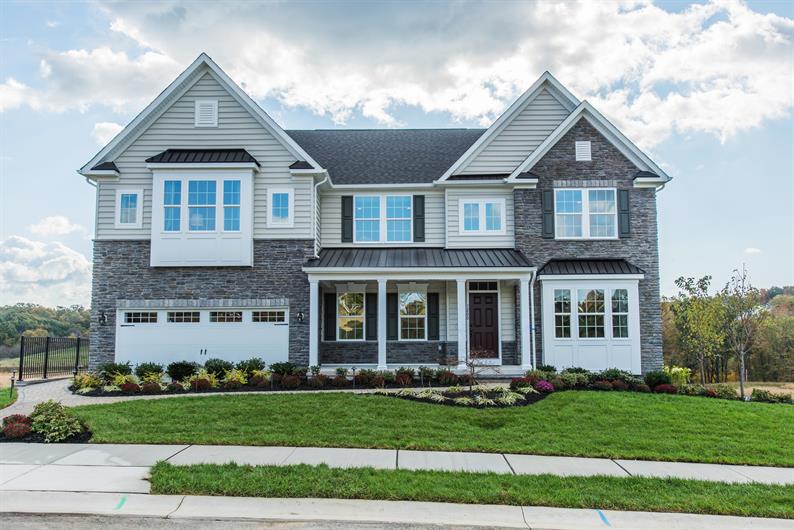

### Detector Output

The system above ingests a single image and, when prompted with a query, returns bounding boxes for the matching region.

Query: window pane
[188,180,216,205]
[588,189,615,213]
[555,315,571,338]
[119,194,137,224]
[338,317,364,340]
[613,315,629,338]
[338,293,364,316]
[125,312,157,323]
[400,317,426,340]
[578,314,605,338]
[224,206,240,231]
[386,196,411,219]
[164,207,180,231]
[577,289,605,313]
[272,192,289,220]
[164,181,181,205]
[612,289,629,313]
[354,196,380,241]
[556,214,582,237]
[189,207,216,231]
[399,292,426,316]
[485,202,502,231]
[355,220,380,241]
[223,180,240,205]
[589,213,615,237]
[554,289,571,313]
[354,196,380,219]
[577,289,605,338]
[555,189,582,213]
[210,311,242,323]
[387,219,411,242]
[588,189,616,237]
[463,203,479,231]
[252,310,286,323]
[167,311,200,323]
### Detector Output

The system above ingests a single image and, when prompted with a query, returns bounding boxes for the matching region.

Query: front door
[469,292,499,359]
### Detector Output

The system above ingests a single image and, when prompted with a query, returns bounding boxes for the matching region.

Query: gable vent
[575,141,591,161]
[194,100,218,127]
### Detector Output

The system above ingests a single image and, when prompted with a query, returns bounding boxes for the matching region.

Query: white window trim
[458,198,507,235]
[397,283,428,342]
[611,289,630,340]
[553,288,572,340]
[187,179,219,234]
[352,194,413,244]
[336,284,366,342]
[222,179,242,233]
[194,99,218,127]
[267,188,294,228]
[115,189,143,229]
[575,141,592,161]
[576,288,607,340]
[163,180,182,233]
[554,188,618,240]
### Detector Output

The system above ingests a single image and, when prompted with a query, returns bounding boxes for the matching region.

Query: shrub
[187,369,219,390]
[654,383,678,394]
[166,381,184,392]
[597,368,635,384]
[525,369,553,382]
[509,377,532,390]
[678,384,707,396]
[664,365,692,387]
[73,371,102,390]
[98,361,132,384]
[591,380,613,391]
[751,388,792,404]
[270,362,298,376]
[204,358,234,377]
[3,422,32,439]
[3,414,31,427]
[332,374,350,387]
[561,366,590,374]
[167,361,198,382]
[418,366,435,385]
[141,372,164,385]
[134,362,163,378]
[141,382,161,394]
[309,365,321,376]
[308,374,328,388]
[436,370,458,386]
[235,358,265,376]
[559,372,589,389]
[537,364,557,372]
[644,370,671,389]
[396,367,415,380]
[458,374,475,386]
[395,373,412,386]
[380,371,396,385]
[335,367,349,377]
[281,374,300,389]
[547,376,565,390]
[534,380,555,393]
[710,384,738,400]
[611,379,629,391]
[632,383,651,393]
[354,369,376,387]
[112,373,139,387]
[249,369,271,387]
[120,382,141,394]
[222,369,248,389]
[29,400,84,443]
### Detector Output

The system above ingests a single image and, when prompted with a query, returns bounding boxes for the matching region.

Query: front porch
[303,248,537,371]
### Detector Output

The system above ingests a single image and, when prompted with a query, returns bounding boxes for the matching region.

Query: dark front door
[469,292,499,359]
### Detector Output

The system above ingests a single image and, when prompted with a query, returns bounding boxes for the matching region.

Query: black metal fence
[17,336,89,381]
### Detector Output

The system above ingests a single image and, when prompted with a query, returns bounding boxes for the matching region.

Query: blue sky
[1,0,793,306]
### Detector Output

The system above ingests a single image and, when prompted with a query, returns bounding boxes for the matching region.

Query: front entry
[468,291,499,359]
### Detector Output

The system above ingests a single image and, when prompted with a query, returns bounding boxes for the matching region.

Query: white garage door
[541,279,641,374]
[116,308,289,367]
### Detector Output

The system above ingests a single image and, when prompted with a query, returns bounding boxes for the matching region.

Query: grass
[73,390,794,466]
[150,462,794,519]
[0,387,17,409]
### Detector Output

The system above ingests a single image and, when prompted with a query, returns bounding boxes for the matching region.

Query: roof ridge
[286,128,486,132]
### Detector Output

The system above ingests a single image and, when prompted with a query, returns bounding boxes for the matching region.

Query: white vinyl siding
[458,88,570,175]
[320,189,444,247]
[446,188,514,248]
[96,70,312,240]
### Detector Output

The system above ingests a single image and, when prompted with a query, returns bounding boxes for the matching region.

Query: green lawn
[150,462,794,519]
[0,387,17,409]
[73,390,794,466]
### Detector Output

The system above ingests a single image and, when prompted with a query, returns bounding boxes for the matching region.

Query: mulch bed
[388,389,549,408]
[0,429,92,443]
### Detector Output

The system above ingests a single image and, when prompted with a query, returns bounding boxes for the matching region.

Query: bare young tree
[464,349,500,391]
[721,266,766,399]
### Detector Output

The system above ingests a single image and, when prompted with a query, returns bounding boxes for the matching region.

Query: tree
[721,266,766,399]
[673,276,725,385]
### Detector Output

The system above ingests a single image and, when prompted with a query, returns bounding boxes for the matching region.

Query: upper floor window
[163,181,181,232]
[554,188,616,239]
[268,188,294,227]
[116,189,143,228]
[353,195,412,243]
[188,180,216,231]
[194,100,218,127]
[223,180,241,232]
[337,291,365,340]
[459,198,505,235]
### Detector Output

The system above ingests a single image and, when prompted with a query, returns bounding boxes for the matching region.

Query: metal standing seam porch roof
[538,259,644,276]
[305,248,533,269]
[145,149,260,166]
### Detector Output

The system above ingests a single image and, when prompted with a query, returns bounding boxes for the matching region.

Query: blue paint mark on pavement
[596,509,611,526]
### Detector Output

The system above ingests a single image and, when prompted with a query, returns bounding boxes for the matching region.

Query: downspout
[529,270,537,370]
[84,177,98,241]
[313,176,329,258]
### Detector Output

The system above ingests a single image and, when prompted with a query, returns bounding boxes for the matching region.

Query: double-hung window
[577,289,605,338]
[459,198,505,234]
[116,190,142,228]
[554,289,571,338]
[554,188,617,239]
[386,196,412,242]
[223,180,240,231]
[337,292,365,340]
[353,195,412,243]
[163,181,181,232]
[399,290,427,340]
[611,289,629,338]
[188,180,216,231]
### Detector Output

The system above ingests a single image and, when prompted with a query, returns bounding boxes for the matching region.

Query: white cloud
[744,247,762,255]
[0,236,91,306]
[29,216,87,238]
[3,1,793,148]
[46,20,59,28]
[91,122,124,145]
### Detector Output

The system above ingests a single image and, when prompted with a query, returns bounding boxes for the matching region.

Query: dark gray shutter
[387,293,398,340]
[341,196,353,242]
[413,195,425,242]
[427,292,439,340]
[323,293,336,341]
[365,293,377,341]
[541,189,554,239]
[618,189,630,237]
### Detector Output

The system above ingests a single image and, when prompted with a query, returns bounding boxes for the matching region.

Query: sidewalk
[1,443,792,494]
[1,491,791,529]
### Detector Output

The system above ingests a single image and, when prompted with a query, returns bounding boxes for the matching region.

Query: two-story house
[80,54,669,374]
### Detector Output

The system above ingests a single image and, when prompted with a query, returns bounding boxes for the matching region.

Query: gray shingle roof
[539,259,644,276]
[145,149,259,166]
[306,248,532,269]
[286,129,485,184]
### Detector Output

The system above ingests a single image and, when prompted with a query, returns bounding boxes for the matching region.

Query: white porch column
[456,279,467,369]
[519,276,532,369]
[308,278,319,367]
[377,278,388,369]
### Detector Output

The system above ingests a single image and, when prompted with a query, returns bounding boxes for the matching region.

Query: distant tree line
[0,304,90,353]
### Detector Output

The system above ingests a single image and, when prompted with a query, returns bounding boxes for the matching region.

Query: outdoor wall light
[98,311,108,326]
[296,311,305,323]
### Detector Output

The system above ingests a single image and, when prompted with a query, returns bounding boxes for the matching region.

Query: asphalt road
[3,514,515,530]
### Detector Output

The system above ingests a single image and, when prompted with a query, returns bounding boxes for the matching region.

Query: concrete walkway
[1,443,791,495]
[1,491,791,529]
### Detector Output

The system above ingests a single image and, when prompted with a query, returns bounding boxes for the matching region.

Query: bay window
[554,188,617,239]
[188,180,216,231]
[223,180,241,231]
[163,181,181,232]
[612,289,629,338]
[459,198,505,234]
[577,289,605,338]
[353,195,412,243]
[399,289,427,340]
[554,289,571,338]
[337,291,365,340]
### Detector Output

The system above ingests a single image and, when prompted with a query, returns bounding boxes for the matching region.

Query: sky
[1,0,793,307]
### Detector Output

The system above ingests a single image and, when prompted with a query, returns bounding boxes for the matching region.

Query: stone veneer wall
[90,239,315,368]
[319,341,456,365]
[514,118,663,373]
